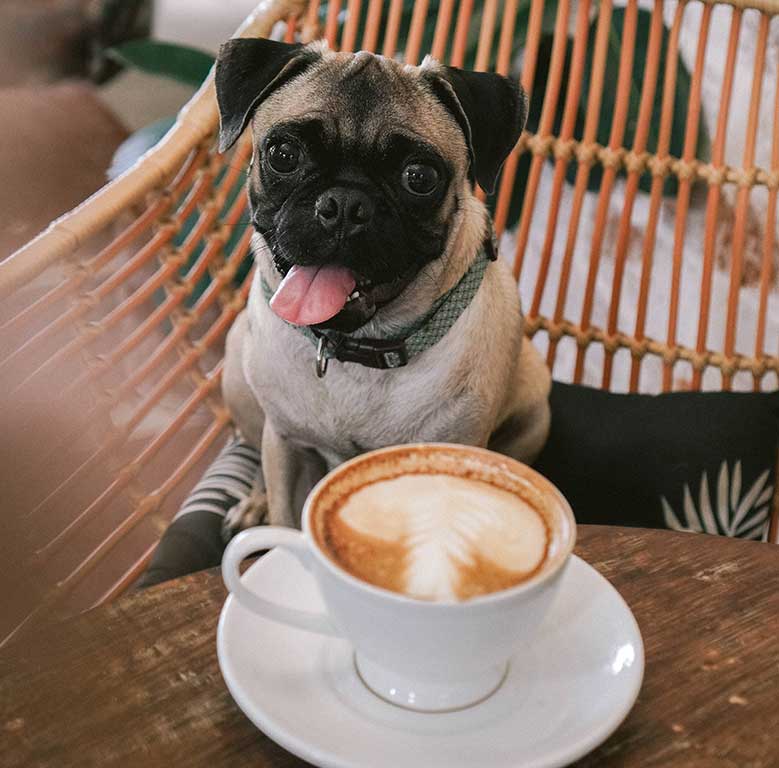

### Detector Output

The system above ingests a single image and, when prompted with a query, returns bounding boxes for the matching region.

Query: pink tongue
[269,264,356,326]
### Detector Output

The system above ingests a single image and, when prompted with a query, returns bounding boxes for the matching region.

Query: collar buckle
[319,333,409,372]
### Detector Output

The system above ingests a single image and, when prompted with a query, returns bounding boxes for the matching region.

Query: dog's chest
[244,307,477,459]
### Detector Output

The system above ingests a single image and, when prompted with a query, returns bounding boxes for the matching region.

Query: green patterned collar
[261,239,494,377]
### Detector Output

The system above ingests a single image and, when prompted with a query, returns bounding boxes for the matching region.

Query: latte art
[320,474,549,601]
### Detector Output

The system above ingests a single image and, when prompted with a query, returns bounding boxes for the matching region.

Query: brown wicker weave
[1,0,778,646]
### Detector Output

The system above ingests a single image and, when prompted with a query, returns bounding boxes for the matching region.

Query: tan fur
[222,49,551,531]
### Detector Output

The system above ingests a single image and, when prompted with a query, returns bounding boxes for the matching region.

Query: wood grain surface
[1,526,778,768]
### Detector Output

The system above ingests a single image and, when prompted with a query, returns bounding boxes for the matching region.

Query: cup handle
[222,527,340,636]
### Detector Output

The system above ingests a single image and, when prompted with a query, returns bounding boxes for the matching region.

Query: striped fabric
[137,434,262,588]
[173,435,262,521]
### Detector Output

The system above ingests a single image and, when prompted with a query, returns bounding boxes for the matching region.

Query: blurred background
[0,0,264,258]
[0,0,266,645]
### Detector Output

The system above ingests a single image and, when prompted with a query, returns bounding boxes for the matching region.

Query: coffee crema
[314,473,550,602]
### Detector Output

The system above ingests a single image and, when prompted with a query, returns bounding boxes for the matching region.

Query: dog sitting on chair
[215,38,551,537]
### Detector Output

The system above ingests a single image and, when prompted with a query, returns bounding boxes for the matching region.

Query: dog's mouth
[269,264,358,326]
[268,263,417,332]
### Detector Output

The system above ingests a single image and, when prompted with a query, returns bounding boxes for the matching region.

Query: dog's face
[248,52,464,328]
[216,41,526,331]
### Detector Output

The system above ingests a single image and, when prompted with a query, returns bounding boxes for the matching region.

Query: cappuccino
[314,472,549,601]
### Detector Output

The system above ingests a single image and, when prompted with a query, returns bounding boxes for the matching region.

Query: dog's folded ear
[425,67,527,194]
[215,38,319,152]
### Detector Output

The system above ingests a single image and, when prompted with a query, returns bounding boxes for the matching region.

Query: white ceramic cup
[222,443,576,712]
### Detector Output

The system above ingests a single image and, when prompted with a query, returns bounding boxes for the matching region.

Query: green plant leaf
[106,39,215,87]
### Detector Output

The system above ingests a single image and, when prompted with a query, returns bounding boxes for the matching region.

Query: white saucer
[217,551,644,768]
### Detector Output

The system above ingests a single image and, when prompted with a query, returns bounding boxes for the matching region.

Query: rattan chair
[1,0,778,646]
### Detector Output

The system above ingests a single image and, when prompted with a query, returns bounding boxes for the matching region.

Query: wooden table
[2,526,778,767]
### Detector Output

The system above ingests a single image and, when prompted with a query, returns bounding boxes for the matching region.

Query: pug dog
[215,38,551,535]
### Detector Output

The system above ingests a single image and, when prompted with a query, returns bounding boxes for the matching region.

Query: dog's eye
[267,142,301,174]
[402,163,439,196]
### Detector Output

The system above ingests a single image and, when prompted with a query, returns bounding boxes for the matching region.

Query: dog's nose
[315,188,374,237]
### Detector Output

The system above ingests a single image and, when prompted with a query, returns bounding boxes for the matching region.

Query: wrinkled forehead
[252,51,468,167]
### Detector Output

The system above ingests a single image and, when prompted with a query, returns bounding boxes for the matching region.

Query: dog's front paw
[222,490,269,543]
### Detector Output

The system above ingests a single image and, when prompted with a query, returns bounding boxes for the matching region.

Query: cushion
[140,383,779,588]
[533,382,779,541]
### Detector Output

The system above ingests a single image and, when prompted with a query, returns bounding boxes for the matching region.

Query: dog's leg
[489,403,550,465]
[263,419,329,528]
[221,310,269,541]
[223,311,265,446]
[221,471,269,542]
[489,337,551,464]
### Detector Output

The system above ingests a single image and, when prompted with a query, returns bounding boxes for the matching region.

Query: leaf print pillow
[534,383,779,542]
[660,461,772,540]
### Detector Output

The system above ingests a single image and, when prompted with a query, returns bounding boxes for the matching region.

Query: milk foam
[337,474,547,601]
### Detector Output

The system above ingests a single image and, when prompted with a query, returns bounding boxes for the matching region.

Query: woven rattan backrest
[1,0,777,645]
